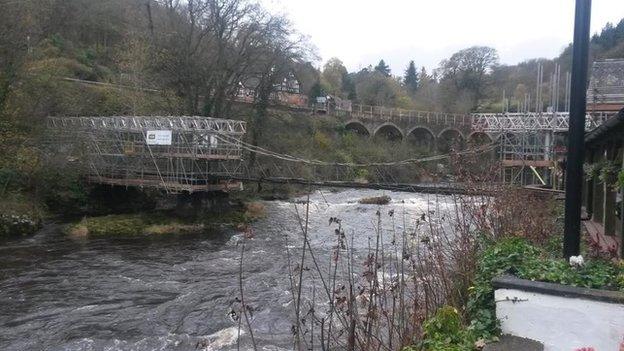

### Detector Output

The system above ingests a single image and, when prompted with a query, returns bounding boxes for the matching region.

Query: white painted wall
[495,288,624,351]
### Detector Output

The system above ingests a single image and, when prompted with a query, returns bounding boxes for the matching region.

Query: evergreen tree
[419,67,430,86]
[374,59,391,77]
[341,73,357,100]
[404,60,418,93]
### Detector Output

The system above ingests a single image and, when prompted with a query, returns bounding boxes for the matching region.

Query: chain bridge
[45,107,616,194]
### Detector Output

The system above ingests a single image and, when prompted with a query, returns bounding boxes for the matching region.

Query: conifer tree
[374,59,391,77]
[404,60,419,93]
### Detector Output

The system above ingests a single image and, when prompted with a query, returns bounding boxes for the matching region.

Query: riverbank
[403,191,624,351]
[66,201,266,238]
[0,194,43,237]
[0,188,438,350]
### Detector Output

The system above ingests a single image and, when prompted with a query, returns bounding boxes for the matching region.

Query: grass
[67,201,266,237]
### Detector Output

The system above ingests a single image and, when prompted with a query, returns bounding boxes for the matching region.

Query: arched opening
[468,132,492,147]
[408,127,436,151]
[344,121,370,137]
[437,129,465,153]
[374,123,403,142]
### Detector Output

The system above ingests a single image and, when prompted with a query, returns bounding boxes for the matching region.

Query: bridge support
[175,191,231,218]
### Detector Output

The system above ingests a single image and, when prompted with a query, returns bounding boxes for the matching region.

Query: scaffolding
[471,112,613,132]
[471,111,617,187]
[46,116,247,193]
[497,130,556,186]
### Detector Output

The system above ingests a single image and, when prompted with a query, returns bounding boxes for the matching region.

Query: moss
[67,205,259,237]
[73,214,146,236]
[144,223,204,235]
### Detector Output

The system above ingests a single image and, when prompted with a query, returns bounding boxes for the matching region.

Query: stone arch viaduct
[339,104,611,152]
[341,105,489,152]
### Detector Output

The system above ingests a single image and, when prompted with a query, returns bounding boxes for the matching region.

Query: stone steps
[483,335,544,351]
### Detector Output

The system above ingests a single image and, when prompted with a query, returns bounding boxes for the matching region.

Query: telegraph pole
[564,0,592,258]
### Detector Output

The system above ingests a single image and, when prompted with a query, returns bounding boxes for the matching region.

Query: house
[235,71,309,108]
[587,59,624,113]
[583,107,624,258]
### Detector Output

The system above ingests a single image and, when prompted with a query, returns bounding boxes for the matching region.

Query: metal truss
[344,104,472,126]
[45,110,619,191]
[47,116,247,194]
[344,105,615,134]
[47,116,246,134]
[471,112,615,133]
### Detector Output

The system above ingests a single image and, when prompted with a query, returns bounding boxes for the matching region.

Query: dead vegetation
[358,195,391,205]
[228,153,562,350]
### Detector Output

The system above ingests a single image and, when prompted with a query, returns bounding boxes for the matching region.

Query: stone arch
[373,123,404,142]
[344,120,371,137]
[407,126,436,151]
[437,128,465,152]
[467,131,493,147]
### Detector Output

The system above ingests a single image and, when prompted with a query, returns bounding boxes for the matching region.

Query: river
[0,189,457,351]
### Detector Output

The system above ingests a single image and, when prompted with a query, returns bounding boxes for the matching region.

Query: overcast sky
[260,0,624,74]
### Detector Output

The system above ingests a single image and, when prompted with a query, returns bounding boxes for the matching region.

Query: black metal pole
[564,0,592,259]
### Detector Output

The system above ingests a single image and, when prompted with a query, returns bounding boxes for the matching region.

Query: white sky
[260,0,624,74]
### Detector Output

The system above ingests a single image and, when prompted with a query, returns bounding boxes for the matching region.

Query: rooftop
[587,59,624,105]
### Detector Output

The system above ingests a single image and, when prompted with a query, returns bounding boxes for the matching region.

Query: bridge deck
[46,109,619,192]
[86,176,243,192]
[48,116,247,193]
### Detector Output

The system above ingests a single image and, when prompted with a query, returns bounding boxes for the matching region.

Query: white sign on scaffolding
[146,130,172,145]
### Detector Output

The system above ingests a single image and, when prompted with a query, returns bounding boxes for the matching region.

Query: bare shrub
[234,151,561,350]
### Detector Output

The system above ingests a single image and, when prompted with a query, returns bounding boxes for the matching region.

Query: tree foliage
[404,60,419,93]
[374,59,391,77]
[321,57,347,96]
[438,46,499,111]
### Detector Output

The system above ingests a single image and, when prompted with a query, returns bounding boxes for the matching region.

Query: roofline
[585,108,624,146]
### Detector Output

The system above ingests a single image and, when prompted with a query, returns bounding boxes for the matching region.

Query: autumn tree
[245,12,312,160]
[321,57,347,96]
[438,46,499,111]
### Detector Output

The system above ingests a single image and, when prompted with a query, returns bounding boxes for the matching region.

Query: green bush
[466,238,541,339]
[36,169,88,216]
[0,214,40,237]
[467,237,624,340]
[416,237,624,350]
[419,306,477,351]
[0,194,43,237]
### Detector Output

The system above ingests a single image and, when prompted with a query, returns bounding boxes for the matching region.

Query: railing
[343,107,616,132]
[46,116,247,193]
[346,104,472,126]
[47,116,247,134]
[471,112,615,132]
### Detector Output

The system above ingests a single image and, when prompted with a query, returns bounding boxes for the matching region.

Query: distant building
[235,71,309,109]
[587,59,624,113]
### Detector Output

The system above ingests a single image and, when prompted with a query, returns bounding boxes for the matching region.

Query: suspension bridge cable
[213,133,499,168]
